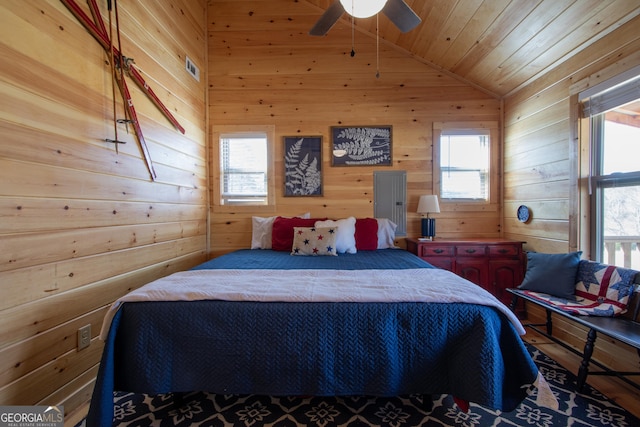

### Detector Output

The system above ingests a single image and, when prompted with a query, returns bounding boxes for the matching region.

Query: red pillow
[355,218,378,250]
[271,217,322,251]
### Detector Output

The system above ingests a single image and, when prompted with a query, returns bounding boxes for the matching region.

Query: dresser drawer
[420,245,455,257]
[424,257,453,271]
[488,244,520,257]
[455,245,487,256]
[405,238,525,310]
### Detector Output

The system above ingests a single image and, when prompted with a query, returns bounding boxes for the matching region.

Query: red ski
[59,0,187,180]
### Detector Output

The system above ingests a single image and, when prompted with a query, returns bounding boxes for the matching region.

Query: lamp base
[421,218,436,239]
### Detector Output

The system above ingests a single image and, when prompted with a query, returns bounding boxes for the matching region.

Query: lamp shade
[416,195,440,214]
[340,0,388,18]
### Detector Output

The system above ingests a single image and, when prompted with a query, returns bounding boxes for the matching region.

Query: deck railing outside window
[603,236,640,269]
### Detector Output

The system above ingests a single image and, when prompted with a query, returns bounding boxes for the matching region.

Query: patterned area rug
[77,344,639,427]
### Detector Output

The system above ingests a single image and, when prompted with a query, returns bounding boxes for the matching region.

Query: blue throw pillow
[518,251,583,300]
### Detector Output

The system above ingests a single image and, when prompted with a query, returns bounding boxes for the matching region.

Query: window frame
[212,125,276,213]
[577,65,640,264]
[432,121,499,206]
[587,114,640,264]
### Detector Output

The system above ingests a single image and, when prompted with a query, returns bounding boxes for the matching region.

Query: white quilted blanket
[101,268,525,339]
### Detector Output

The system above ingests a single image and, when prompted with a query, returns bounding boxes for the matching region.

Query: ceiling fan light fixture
[339,0,388,18]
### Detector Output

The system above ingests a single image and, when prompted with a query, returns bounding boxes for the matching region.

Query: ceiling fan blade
[309,0,345,36]
[382,0,421,33]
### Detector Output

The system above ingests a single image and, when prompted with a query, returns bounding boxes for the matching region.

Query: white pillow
[315,217,357,254]
[376,218,398,249]
[251,213,310,249]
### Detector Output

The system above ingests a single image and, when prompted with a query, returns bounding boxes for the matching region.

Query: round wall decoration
[517,205,530,223]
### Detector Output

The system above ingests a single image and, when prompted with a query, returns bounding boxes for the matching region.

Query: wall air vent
[186,56,200,82]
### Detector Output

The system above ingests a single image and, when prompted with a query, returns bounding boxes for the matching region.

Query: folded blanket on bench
[520,260,639,317]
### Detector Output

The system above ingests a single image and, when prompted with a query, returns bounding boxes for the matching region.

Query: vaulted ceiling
[304,0,640,99]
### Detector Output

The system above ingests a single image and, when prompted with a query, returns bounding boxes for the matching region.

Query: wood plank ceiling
[303,0,640,99]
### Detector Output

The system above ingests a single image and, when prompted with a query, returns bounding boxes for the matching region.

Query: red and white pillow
[251,213,310,249]
[271,217,326,251]
[257,215,398,254]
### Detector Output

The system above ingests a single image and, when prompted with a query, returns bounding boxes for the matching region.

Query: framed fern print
[331,126,392,166]
[284,136,323,196]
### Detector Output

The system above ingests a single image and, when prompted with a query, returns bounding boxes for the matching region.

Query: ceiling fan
[309,0,421,36]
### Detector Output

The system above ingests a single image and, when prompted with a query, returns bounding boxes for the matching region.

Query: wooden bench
[508,276,640,392]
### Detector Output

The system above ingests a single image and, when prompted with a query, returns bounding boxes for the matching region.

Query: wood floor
[522,329,640,419]
[63,329,640,426]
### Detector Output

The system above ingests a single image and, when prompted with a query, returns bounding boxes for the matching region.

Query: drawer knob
[465,249,476,253]
[498,249,508,254]
[433,249,444,254]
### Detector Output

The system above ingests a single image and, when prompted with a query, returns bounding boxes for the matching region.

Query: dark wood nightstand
[406,238,526,307]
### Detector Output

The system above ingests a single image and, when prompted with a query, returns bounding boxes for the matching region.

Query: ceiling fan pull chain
[350,9,355,57]
[376,13,380,78]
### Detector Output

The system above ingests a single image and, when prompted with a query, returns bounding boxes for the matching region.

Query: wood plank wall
[207,0,502,256]
[3,0,638,418]
[0,0,208,417]
[503,14,640,399]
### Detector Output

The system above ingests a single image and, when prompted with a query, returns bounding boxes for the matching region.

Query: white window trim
[432,121,499,206]
[212,124,276,213]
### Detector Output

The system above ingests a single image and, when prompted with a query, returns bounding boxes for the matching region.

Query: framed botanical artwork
[284,136,323,196]
[331,125,392,166]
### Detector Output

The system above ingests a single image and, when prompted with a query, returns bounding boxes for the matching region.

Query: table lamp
[417,195,440,239]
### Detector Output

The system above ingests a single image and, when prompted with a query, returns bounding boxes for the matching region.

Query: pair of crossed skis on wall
[60,0,185,181]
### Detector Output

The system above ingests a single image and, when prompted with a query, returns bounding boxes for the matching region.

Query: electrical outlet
[77,324,91,350]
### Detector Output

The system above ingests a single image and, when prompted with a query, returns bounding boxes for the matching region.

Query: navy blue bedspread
[192,248,435,270]
[87,250,537,427]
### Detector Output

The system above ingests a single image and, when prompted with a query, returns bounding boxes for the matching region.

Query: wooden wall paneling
[449,1,539,79]
[2,220,205,273]
[503,10,640,390]
[503,120,569,161]
[485,0,621,90]
[0,47,204,185]
[0,307,106,387]
[0,251,206,405]
[0,333,105,406]
[2,238,206,346]
[41,366,98,420]
[0,119,159,182]
[505,15,640,107]
[2,233,206,311]
[504,99,570,141]
[410,0,483,63]
[503,19,640,253]
[505,159,570,189]
[470,0,579,85]
[0,197,206,234]
[0,158,204,204]
[424,0,508,72]
[208,0,502,256]
[0,0,208,416]
[210,72,470,91]
[503,200,569,224]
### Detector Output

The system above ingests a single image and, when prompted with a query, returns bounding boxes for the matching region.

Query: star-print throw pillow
[291,226,338,256]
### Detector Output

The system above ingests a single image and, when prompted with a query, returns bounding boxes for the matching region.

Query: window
[433,122,497,203]
[220,133,268,205]
[213,125,275,211]
[580,68,640,268]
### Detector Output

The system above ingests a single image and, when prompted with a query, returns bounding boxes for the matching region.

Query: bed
[86,243,551,427]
